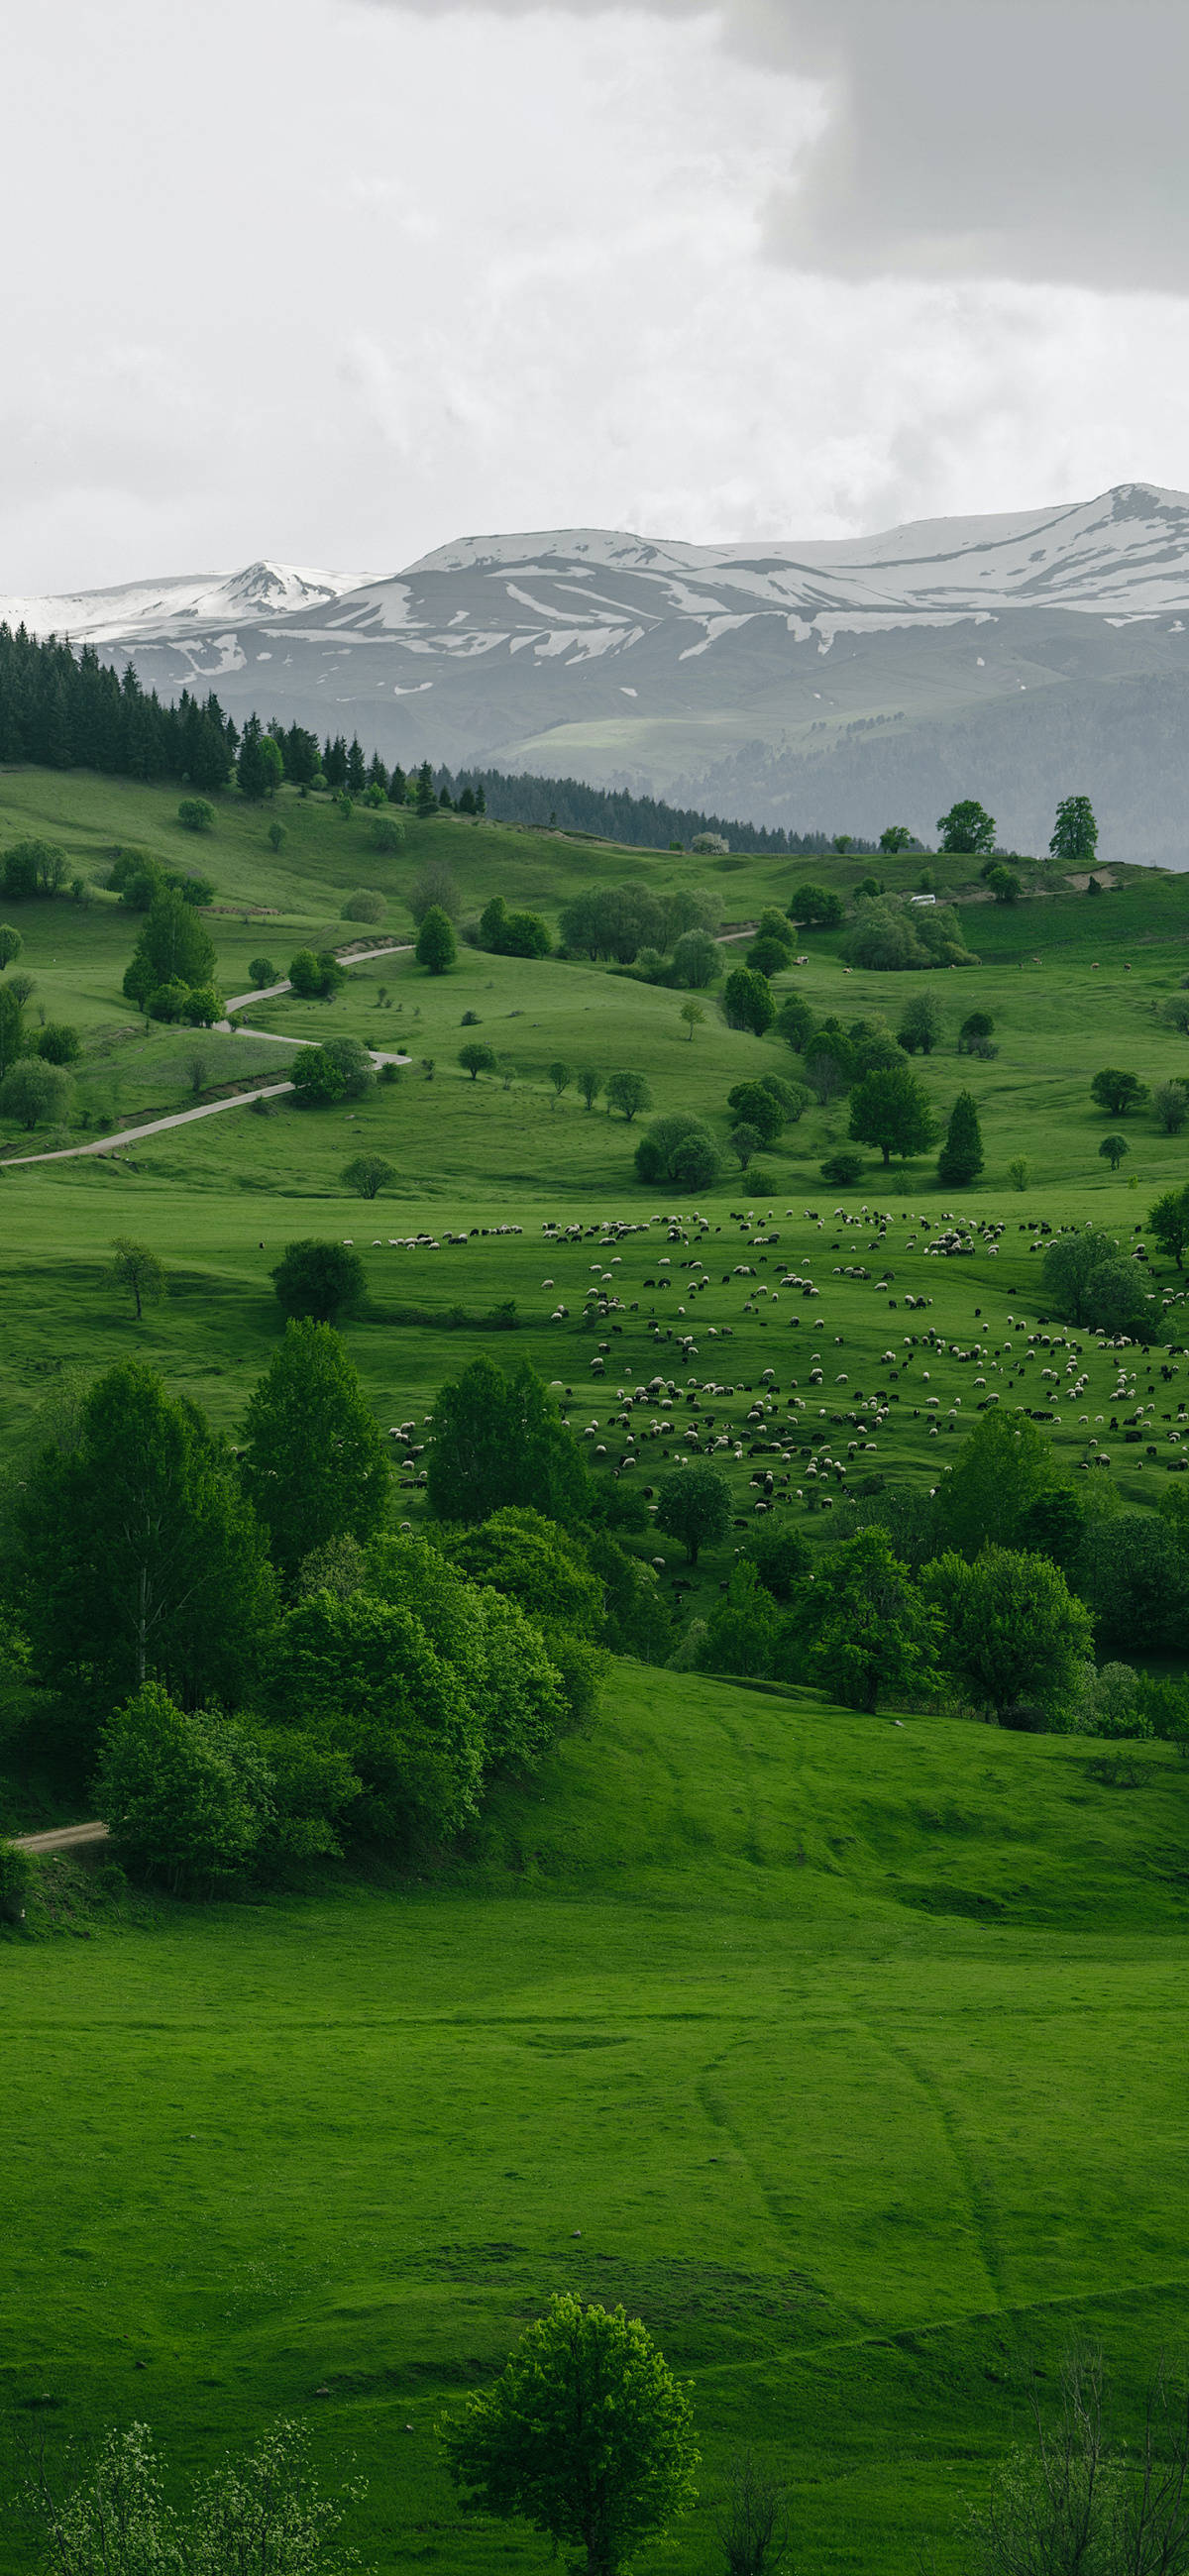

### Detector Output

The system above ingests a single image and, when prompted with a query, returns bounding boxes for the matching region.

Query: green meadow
[3,763,1189,2574]
[6,1668,1188,2576]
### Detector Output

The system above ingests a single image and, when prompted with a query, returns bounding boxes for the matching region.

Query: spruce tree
[937,1089,984,1186]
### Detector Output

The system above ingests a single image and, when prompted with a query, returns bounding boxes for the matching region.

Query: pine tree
[236,715,282,800]
[346,735,367,794]
[937,1089,984,1186]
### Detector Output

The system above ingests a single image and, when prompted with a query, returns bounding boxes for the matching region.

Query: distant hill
[10,483,1189,864]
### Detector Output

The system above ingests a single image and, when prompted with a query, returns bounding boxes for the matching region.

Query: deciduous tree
[440,2293,699,2576]
[110,1235,167,1320]
[290,1047,347,1107]
[0,1054,71,1128]
[898,993,943,1055]
[605,1069,652,1122]
[1148,1184,1189,1268]
[1049,794,1099,868]
[342,1154,396,1200]
[123,889,217,1006]
[242,1320,389,1583]
[416,906,457,974]
[655,1461,731,1565]
[937,799,996,856]
[427,1356,591,1526]
[721,967,775,1035]
[1090,1068,1148,1117]
[795,1527,938,1713]
[921,1545,1092,1724]
[271,1238,366,1325]
[934,1410,1065,1558]
[101,1683,271,1891]
[848,1064,934,1167]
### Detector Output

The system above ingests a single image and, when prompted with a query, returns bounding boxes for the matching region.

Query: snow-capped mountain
[9,486,1189,861]
[402,484,1189,620]
[0,560,377,648]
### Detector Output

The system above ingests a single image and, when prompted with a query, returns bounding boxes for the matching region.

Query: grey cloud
[363,0,1189,289]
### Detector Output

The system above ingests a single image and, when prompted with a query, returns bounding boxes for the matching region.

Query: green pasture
[5,1665,1189,2576]
[4,764,1189,2575]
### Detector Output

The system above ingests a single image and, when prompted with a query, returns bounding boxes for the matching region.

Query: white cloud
[370,0,1189,290]
[2,0,1188,592]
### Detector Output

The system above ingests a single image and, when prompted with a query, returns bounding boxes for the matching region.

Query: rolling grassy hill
[2,759,1189,2575]
[5,1665,1188,2576]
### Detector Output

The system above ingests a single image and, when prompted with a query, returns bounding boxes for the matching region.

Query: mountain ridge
[7,485,1189,863]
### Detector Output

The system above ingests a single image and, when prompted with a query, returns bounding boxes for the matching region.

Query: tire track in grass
[690,2270,1189,2382]
[853,2011,1007,2312]
[694,2044,872,2334]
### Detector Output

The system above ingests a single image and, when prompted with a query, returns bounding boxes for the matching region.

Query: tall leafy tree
[796,1528,939,1713]
[1041,1224,1133,1327]
[416,907,457,974]
[264,1588,483,1849]
[271,1239,366,1324]
[1049,794,1099,869]
[100,1684,271,1891]
[426,1357,591,1526]
[14,1361,275,1712]
[934,1411,1065,1559]
[0,1056,71,1128]
[936,800,996,856]
[921,1546,1092,1724]
[110,1235,167,1320]
[1148,1184,1189,1268]
[897,993,943,1055]
[848,1064,934,1167]
[655,1462,731,1565]
[721,967,776,1036]
[788,883,844,927]
[242,1320,390,1583]
[604,1070,652,1122]
[122,888,216,1006]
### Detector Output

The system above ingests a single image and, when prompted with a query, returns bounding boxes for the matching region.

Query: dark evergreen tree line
[437,763,867,855]
[0,620,872,853]
[0,624,236,787]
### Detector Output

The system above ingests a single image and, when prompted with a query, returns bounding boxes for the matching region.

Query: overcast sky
[6,0,1189,592]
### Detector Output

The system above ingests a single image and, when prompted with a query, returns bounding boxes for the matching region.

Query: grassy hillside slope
[6,1664,1188,2576]
[3,761,1189,2576]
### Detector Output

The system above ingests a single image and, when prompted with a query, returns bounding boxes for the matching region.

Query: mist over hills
[9,483,1189,862]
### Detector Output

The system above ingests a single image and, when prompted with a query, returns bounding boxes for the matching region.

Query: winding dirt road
[11,1821,109,1855]
[0,940,413,1171]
